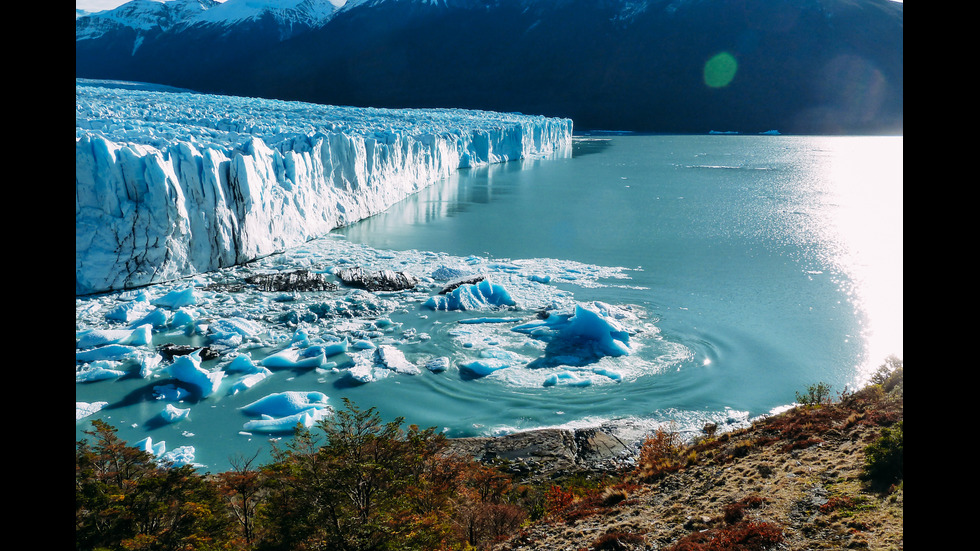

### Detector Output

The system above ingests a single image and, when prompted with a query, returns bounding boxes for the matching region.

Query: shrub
[633,424,683,481]
[796,381,833,407]
[862,420,903,490]
[670,520,784,550]
[723,495,766,524]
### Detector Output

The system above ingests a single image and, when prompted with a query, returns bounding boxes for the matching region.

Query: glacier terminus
[76,80,572,295]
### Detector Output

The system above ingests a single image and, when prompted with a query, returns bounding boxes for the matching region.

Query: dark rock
[445,427,635,482]
[158,344,221,362]
[438,273,486,294]
[337,266,418,291]
[245,270,338,292]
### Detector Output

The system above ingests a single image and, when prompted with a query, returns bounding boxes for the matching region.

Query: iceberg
[76,401,108,420]
[160,445,200,468]
[76,80,572,295]
[76,344,142,363]
[158,403,190,424]
[512,302,632,363]
[242,408,331,434]
[76,324,153,348]
[167,350,224,397]
[227,369,273,395]
[375,345,421,375]
[76,360,127,382]
[133,436,167,457]
[423,279,517,311]
[240,391,330,417]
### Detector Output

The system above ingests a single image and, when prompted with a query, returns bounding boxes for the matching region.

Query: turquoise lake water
[75,134,903,472]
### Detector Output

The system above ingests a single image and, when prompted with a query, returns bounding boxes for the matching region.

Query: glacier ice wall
[76,81,572,295]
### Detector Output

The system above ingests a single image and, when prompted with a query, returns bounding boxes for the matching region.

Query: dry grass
[495,367,903,550]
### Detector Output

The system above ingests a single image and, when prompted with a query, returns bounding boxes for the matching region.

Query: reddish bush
[723,495,765,524]
[669,520,783,550]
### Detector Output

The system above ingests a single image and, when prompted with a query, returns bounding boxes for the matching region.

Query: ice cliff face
[75,80,572,296]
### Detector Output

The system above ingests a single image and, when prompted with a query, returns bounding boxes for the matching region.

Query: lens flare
[704,52,738,88]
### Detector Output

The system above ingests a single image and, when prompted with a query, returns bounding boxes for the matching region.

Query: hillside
[485,364,904,550]
[75,0,903,134]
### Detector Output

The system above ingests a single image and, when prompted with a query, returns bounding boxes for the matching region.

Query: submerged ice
[76,80,572,295]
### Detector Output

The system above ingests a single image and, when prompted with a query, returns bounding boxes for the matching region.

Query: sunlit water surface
[75,134,902,472]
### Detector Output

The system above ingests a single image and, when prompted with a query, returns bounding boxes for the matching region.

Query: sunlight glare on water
[808,136,903,380]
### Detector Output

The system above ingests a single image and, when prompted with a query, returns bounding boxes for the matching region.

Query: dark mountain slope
[76,0,903,134]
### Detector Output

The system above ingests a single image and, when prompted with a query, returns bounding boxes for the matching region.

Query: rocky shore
[448,367,904,550]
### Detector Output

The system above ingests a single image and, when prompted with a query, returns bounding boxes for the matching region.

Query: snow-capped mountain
[75,0,220,40]
[76,0,903,134]
[76,0,346,41]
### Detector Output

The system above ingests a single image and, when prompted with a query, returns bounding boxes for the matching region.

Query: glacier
[76,79,572,295]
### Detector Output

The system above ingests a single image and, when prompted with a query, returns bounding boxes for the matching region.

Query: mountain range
[76,0,903,134]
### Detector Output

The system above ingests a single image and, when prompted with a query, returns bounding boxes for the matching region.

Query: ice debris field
[76,81,691,470]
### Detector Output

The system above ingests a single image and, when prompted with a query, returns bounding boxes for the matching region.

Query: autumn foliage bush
[632,424,684,482]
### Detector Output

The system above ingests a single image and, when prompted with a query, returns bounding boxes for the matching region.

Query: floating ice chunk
[130,307,169,329]
[423,279,516,311]
[211,317,263,339]
[528,274,552,284]
[261,345,335,369]
[592,367,623,381]
[240,391,330,417]
[158,404,190,424]
[76,344,141,362]
[542,371,593,387]
[77,324,153,348]
[76,360,127,382]
[227,369,273,395]
[344,351,387,384]
[133,436,167,457]
[352,339,376,349]
[153,288,197,309]
[168,350,224,397]
[160,445,200,468]
[459,348,524,377]
[169,308,197,329]
[375,345,421,374]
[222,353,263,373]
[105,300,154,323]
[425,357,450,372]
[460,358,512,377]
[76,401,108,420]
[208,317,263,347]
[138,353,163,378]
[242,408,331,433]
[512,303,631,358]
